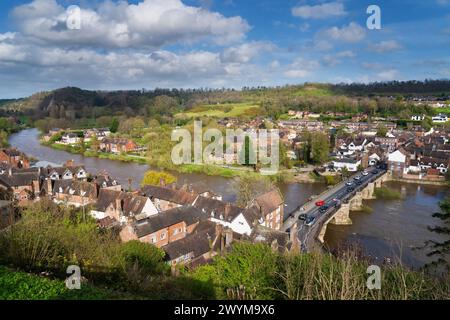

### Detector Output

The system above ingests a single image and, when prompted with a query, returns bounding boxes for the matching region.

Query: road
[283,165,387,252]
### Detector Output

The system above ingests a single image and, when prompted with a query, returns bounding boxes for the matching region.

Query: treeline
[2,80,450,127]
[332,79,450,96]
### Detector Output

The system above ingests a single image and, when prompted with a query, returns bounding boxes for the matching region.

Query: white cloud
[377,69,399,81]
[292,2,346,19]
[369,40,402,53]
[12,0,250,49]
[284,57,319,78]
[0,33,17,42]
[321,51,355,67]
[284,69,310,78]
[317,22,366,43]
[221,41,275,63]
[270,60,280,69]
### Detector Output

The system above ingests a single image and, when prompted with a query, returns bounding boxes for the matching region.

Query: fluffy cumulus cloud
[292,2,346,19]
[317,22,366,43]
[284,57,320,78]
[221,41,275,63]
[0,0,275,96]
[12,0,250,48]
[368,40,402,53]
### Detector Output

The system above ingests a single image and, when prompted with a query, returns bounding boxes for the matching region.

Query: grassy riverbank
[42,140,296,182]
[374,187,402,200]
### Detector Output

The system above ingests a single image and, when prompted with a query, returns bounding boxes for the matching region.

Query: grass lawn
[177,102,261,118]
[0,266,125,300]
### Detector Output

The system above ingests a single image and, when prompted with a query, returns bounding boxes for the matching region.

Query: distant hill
[0,80,449,121]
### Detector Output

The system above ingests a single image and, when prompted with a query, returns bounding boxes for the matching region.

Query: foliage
[141,170,177,187]
[424,198,450,271]
[374,187,402,200]
[120,241,168,276]
[192,243,450,300]
[234,174,277,207]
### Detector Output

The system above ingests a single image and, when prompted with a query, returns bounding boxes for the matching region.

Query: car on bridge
[305,215,316,226]
[319,205,329,214]
[315,200,325,207]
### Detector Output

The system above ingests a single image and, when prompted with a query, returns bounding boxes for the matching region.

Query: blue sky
[0,0,449,98]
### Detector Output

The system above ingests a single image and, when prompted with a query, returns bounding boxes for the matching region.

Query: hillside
[0,80,449,124]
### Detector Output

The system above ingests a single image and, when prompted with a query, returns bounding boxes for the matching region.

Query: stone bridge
[317,172,390,243]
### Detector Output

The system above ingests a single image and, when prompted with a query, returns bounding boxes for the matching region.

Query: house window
[160,233,166,240]
[151,236,157,244]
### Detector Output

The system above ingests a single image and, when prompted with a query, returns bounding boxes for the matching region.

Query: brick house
[0,167,40,205]
[119,206,208,247]
[93,172,122,192]
[99,138,138,154]
[52,180,98,207]
[388,149,411,178]
[90,189,158,224]
[0,148,30,169]
[141,185,197,212]
[250,189,284,231]
[163,221,234,267]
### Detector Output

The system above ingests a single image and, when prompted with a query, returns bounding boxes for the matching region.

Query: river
[9,129,449,269]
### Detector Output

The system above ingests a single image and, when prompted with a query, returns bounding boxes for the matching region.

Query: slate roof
[253,189,283,216]
[95,189,149,217]
[163,220,218,261]
[0,170,39,188]
[141,185,197,206]
[53,180,97,198]
[134,205,208,238]
[193,196,243,222]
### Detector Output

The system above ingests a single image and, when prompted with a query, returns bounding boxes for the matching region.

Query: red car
[315,200,325,207]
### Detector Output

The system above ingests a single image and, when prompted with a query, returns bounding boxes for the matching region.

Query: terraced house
[119,206,208,247]
[0,148,30,169]
[0,166,40,205]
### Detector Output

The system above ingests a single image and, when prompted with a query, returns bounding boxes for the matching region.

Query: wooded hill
[1,80,449,123]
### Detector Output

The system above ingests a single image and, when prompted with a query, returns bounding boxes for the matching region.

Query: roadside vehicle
[299,213,308,221]
[354,176,361,181]
[319,205,329,214]
[305,215,316,226]
[346,181,353,186]
[362,171,369,176]
[355,180,363,186]
[372,170,379,174]
[347,186,355,192]
[315,200,325,207]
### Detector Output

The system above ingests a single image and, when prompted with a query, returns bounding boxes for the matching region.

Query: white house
[61,133,80,145]
[432,114,448,123]
[368,153,381,166]
[332,158,361,172]
[411,115,425,121]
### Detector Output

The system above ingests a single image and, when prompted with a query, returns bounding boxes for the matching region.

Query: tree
[235,174,277,207]
[310,133,330,164]
[141,170,177,187]
[120,240,168,276]
[110,118,119,133]
[423,198,450,272]
[376,125,388,137]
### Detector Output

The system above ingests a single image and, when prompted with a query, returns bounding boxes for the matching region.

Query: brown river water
[9,129,449,269]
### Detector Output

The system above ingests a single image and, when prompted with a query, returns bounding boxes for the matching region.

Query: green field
[293,85,334,97]
[177,102,261,118]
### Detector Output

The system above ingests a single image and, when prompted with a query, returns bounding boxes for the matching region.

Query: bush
[120,241,168,276]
